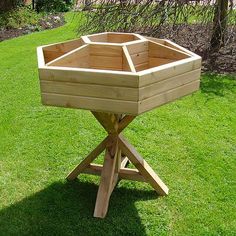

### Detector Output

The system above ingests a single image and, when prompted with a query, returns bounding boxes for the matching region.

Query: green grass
[0,12,236,236]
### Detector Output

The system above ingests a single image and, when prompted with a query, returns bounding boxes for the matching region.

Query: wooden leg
[67,112,168,218]
[66,136,109,181]
[93,135,119,218]
[118,134,169,196]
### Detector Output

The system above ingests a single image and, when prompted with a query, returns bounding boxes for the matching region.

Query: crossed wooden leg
[67,112,169,218]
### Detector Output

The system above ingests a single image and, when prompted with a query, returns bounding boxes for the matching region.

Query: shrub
[35,0,73,13]
[0,6,40,29]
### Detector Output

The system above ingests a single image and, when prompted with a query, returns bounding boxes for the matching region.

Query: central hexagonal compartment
[85,32,143,44]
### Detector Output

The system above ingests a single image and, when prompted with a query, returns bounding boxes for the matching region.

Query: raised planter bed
[37,32,201,115]
[37,32,202,218]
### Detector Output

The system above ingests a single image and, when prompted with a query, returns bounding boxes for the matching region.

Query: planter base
[67,112,168,218]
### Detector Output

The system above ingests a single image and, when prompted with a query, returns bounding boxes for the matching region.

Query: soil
[0,13,65,42]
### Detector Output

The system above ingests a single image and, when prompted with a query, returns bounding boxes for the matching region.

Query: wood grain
[41,92,139,115]
[139,80,200,114]
[139,69,201,100]
[40,80,139,101]
[118,134,169,196]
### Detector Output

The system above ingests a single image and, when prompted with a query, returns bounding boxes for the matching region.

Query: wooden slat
[123,46,136,72]
[40,80,139,101]
[115,149,122,173]
[110,147,122,194]
[94,136,119,218]
[81,36,90,43]
[37,47,45,67]
[82,163,102,176]
[119,168,146,182]
[41,93,139,115]
[131,51,149,66]
[146,36,201,58]
[90,55,122,70]
[88,32,108,42]
[126,41,149,71]
[145,36,193,57]
[144,36,166,45]
[164,39,197,57]
[90,44,122,57]
[107,33,136,43]
[87,42,122,46]
[149,57,175,67]
[39,67,139,88]
[43,51,65,64]
[43,38,84,52]
[139,80,200,114]
[42,38,84,64]
[126,41,148,55]
[149,41,190,60]
[122,50,132,72]
[89,66,122,71]
[47,44,89,67]
[66,136,109,181]
[133,33,148,41]
[82,164,146,182]
[139,69,201,100]
[118,135,169,196]
[138,56,202,87]
[135,62,149,72]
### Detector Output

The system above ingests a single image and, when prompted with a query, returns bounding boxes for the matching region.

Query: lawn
[0,12,235,236]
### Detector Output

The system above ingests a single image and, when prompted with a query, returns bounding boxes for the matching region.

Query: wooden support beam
[118,115,136,133]
[67,111,168,218]
[122,46,136,73]
[118,134,169,196]
[66,136,108,181]
[92,112,119,134]
[93,135,119,218]
[110,148,121,194]
[119,168,146,182]
[82,163,146,182]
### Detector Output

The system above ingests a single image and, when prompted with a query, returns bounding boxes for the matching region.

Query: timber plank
[139,80,200,114]
[139,69,201,100]
[41,93,139,115]
[40,80,139,101]
[39,67,139,88]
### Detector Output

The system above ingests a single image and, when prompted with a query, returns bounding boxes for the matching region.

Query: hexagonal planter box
[37,32,201,115]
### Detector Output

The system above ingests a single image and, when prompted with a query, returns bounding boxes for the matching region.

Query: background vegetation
[0,0,24,12]
[35,0,73,13]
[0,13,235,235]
[0,0,235,235]
[79,0,236,52]
[0,6,40,29]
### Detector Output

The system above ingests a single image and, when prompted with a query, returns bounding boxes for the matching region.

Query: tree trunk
[210,0,229,52]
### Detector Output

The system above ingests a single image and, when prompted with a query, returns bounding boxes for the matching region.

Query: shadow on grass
[200,73,236,97]
[0,180,157,236]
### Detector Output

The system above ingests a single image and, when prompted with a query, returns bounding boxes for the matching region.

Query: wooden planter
[37,32,201,218]
[37,32,201,115]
